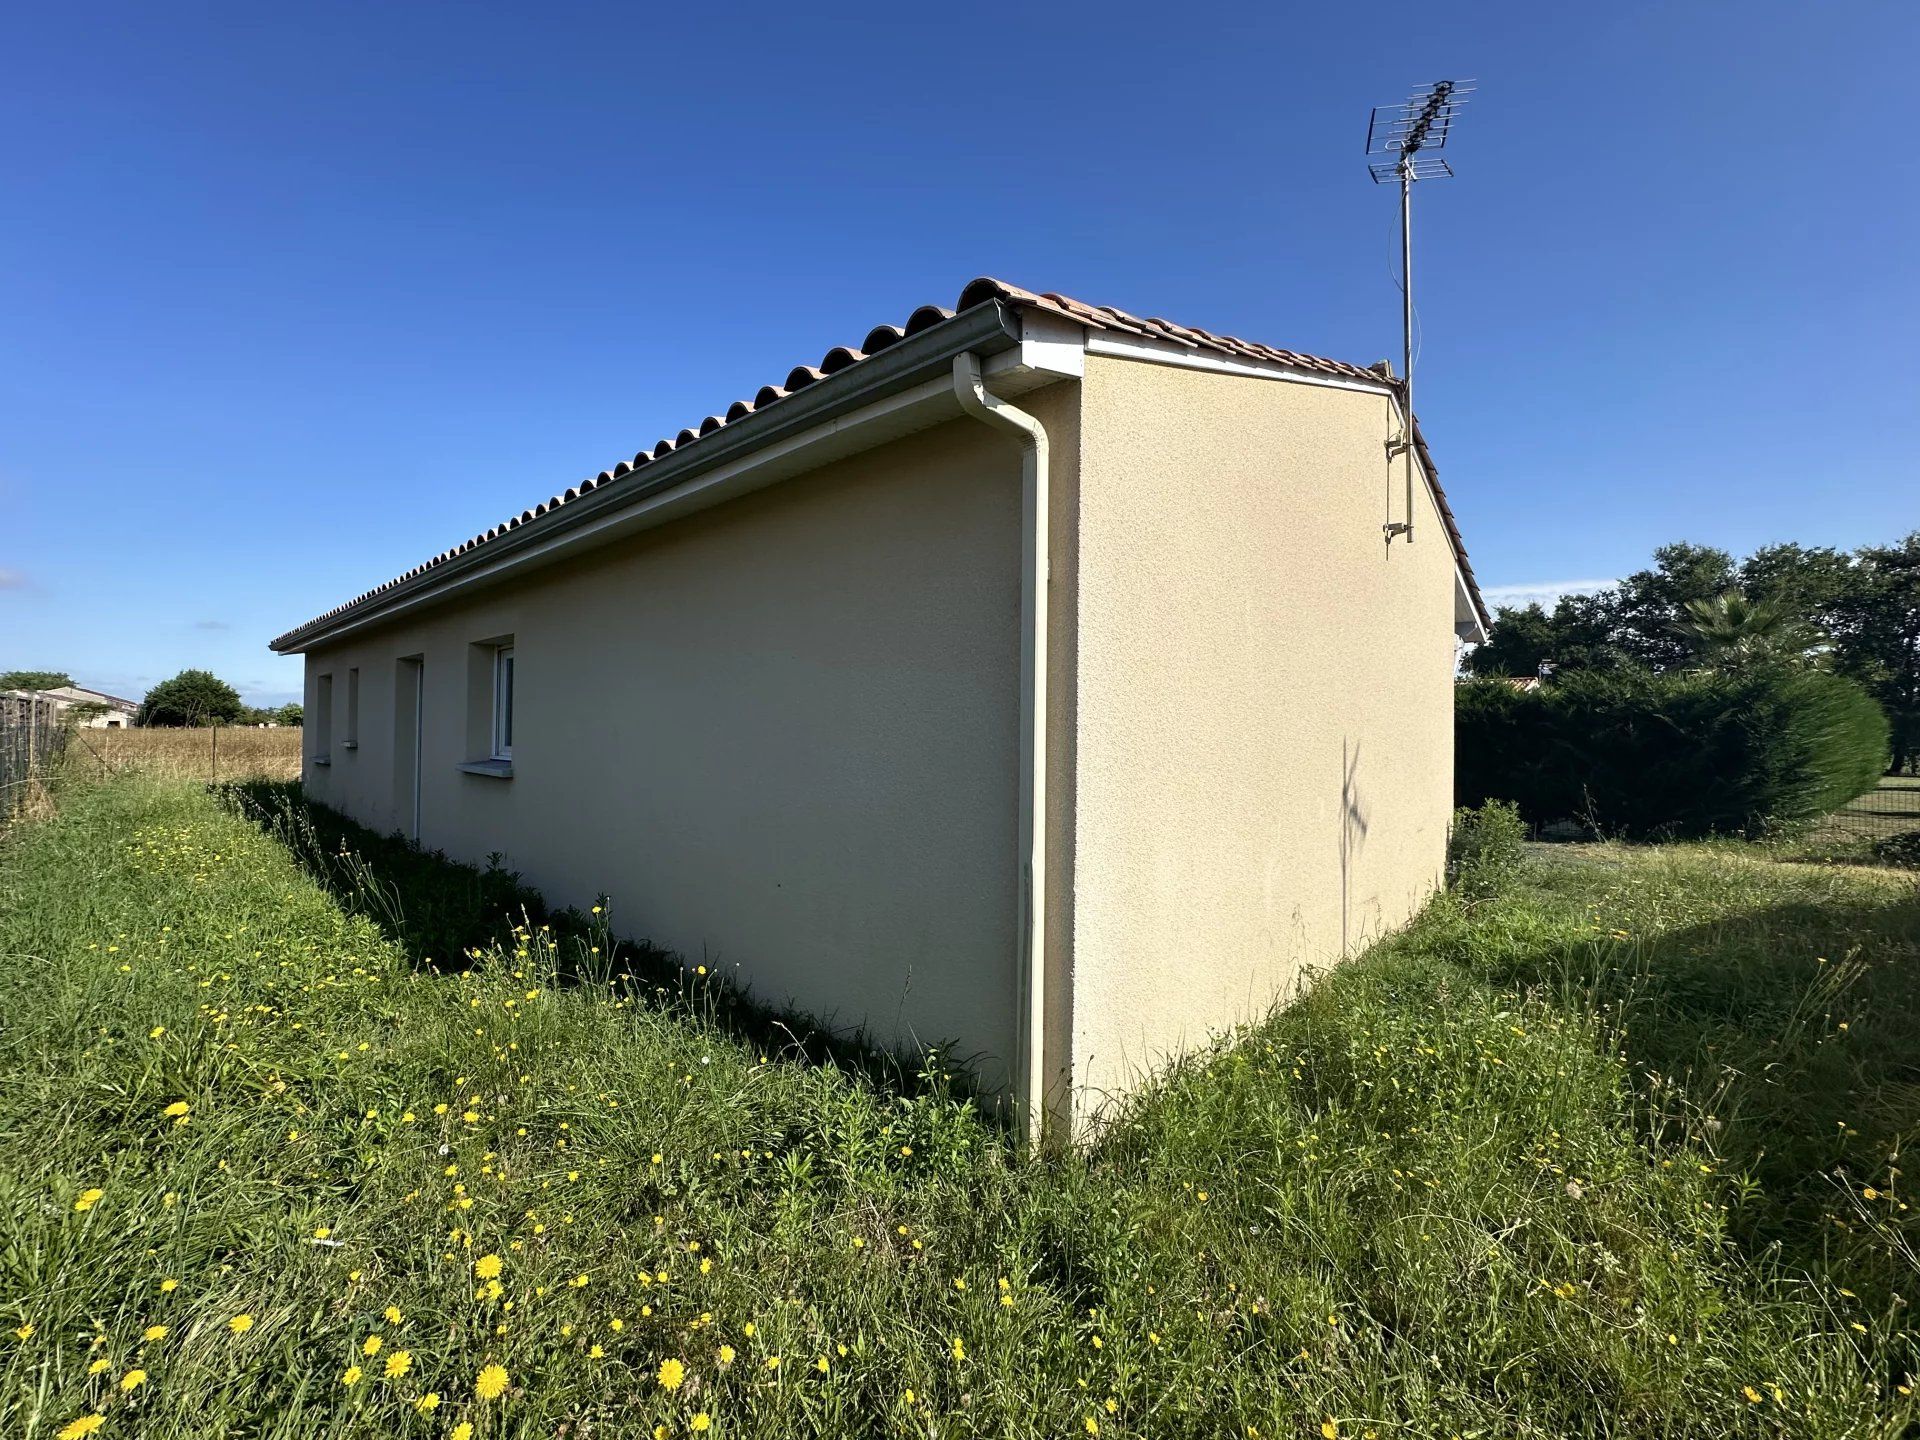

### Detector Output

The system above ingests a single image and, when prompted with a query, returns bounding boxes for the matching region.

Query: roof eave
[271,300,1025,654]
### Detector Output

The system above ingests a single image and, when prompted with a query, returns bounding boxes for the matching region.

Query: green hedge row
[1456,667,1889,839]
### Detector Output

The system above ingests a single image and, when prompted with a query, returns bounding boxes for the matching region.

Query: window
[344,667,360,750]
[313,673,333,764]
[491,646,514,761]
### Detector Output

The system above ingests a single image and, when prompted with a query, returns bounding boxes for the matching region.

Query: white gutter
[950,351,1050,1145]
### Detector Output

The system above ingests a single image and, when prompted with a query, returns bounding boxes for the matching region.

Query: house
[270,278,1490,1134]
[28,685,140,728]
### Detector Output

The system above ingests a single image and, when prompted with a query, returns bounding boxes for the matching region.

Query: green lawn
[1,775,1915,1438]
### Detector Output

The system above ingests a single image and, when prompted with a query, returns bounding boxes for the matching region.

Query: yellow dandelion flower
[384,1306,403,1325]
[228,1314,254,1335]
[765,1355,781,1370]
[475,1363,509,1400]
[450,1424,473,1440]
[1085,1418,1100,1436]
[951,1336,965,1361]
[1742,1386,1763,1404]
[362,1335,382,1356]
[589,1344,605,1359]
[142,1325,167,1343]
[119,1369,148,1392]
[56,1416,105,1440]
[159,1279,179,1293]
[1322,1422,1340,1440]
[162,1101,190,1119]
[13,1323,33,1341]
[385,1349,412,1379]
[691,1415,711,1433]
[74,1188,104,1213]
[342,1365,363,1386]
[657,1357,686,1390]
[815,1356,830,1373]
[717,1344,736,1366]
[473,1254,503,1280]
[88,1358,110,1376]
[414,1392,441,1412]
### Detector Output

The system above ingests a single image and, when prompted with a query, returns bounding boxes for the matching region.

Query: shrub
[1870,830,1920,869]
[138,668,245,727]
[1457,666,1890,840]
[1447,799,1526,898]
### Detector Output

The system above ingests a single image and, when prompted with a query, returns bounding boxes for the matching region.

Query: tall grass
[61,726,302,785]
[0,776,1912,1437]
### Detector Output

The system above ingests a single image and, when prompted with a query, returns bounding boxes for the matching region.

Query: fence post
[212,720,219,783]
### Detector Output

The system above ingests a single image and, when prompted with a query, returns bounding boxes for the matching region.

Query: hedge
[1456,666,1889,839]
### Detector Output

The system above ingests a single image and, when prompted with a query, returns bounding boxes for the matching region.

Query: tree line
[1465,532,1920,773]
[0,668,301,728]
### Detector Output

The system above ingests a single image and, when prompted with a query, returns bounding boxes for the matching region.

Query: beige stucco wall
[1053,354,1458,1122]
[301,410,1046,1092]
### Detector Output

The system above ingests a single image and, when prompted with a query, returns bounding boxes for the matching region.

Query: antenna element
[1365,79,1472,543]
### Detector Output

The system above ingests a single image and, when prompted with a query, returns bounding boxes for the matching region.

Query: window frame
[490,645,514,762]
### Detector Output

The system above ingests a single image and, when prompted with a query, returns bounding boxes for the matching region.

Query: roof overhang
[272,285,1488,653]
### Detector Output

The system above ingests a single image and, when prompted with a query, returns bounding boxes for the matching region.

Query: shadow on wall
[217,780,988,1108]
[1468,888,1920,1313]
[1340,736,1371,956]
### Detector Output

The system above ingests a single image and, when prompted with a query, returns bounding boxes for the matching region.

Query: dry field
[64,725,303,783]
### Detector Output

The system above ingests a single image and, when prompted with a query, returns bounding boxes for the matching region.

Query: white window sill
[342,741,358,751]
[459,759,513,779]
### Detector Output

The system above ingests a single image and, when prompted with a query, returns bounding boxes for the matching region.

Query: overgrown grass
[62,727,302,785]
[0,776,1914,1438]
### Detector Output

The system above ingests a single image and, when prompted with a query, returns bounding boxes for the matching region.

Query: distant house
[28,685,140,728]
[270,277,1489,1134]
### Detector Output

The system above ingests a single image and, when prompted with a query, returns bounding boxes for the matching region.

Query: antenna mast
[1366,79,1471,543]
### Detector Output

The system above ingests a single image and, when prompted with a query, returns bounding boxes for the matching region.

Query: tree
[138,669,245,727]
[0,669,73,691]
[1463,603,1557,678]
[63,700,110,727]
[1670,591,1826,669]
[1830,532,1920,774]
[1610,542,1739,668]
[274,702,304,726]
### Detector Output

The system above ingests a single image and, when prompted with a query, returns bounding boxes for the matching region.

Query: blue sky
[3,2,1915,706]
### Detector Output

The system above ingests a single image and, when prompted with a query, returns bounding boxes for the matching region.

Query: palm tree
[1671,591,1827,668]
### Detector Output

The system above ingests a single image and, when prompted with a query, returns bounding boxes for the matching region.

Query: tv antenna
[1366,78,1471,543]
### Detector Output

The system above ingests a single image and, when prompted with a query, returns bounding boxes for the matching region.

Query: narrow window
[344,667,360,749]
[314,672,334,763]
[491,645,514,761]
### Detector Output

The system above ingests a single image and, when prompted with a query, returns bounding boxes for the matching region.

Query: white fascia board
[984,311,1086,394]
[287,374,963,651]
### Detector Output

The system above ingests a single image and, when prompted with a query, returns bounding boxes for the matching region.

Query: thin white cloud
[193,619,231,631]
[0,567,27,590]
[1480,578,1618,611]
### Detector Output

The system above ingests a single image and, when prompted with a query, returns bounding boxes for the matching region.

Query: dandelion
[414,1392,441,1412]
[56,1417,105,1440]
[1085,1418,1100,1436]
[163,1101,190,1119]
[951,1336,966,1361]
[142,1325,167,1342]
[450,1425,473,1440]
[589,1344,605,1359]
[159,1280,179,1294]
[385,1349,412,1379]
[815,1356,830,1373]
[474,1254,503,1280]
[119,1370,148,1392]
[717,1344,736,1366]
[692,1416,711,1433]
[384,1306,403,1325]
[658,1357,686,1390]
[765,1355,781,1370]
[12,1323,33,1341]
[74,1188,104,1213]
[228,1314,254,1335]
[1742,1386,1763,1404]
[1323,1422,1340,1440]
[362,1335,382,1356]
[342,1364,363,1387]
[475,1363,509,1400]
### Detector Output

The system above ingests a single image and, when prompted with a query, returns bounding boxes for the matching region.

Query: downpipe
[951,352,1050,1145]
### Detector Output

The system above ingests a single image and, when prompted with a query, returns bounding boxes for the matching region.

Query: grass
[62,726,302,785]
[0,774,1915,1438]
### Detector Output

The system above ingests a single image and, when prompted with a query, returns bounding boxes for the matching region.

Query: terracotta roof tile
[273,277,1485,645]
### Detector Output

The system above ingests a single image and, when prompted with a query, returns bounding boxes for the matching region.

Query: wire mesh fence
[1819,775,1920,843]
[0,692,69,822]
